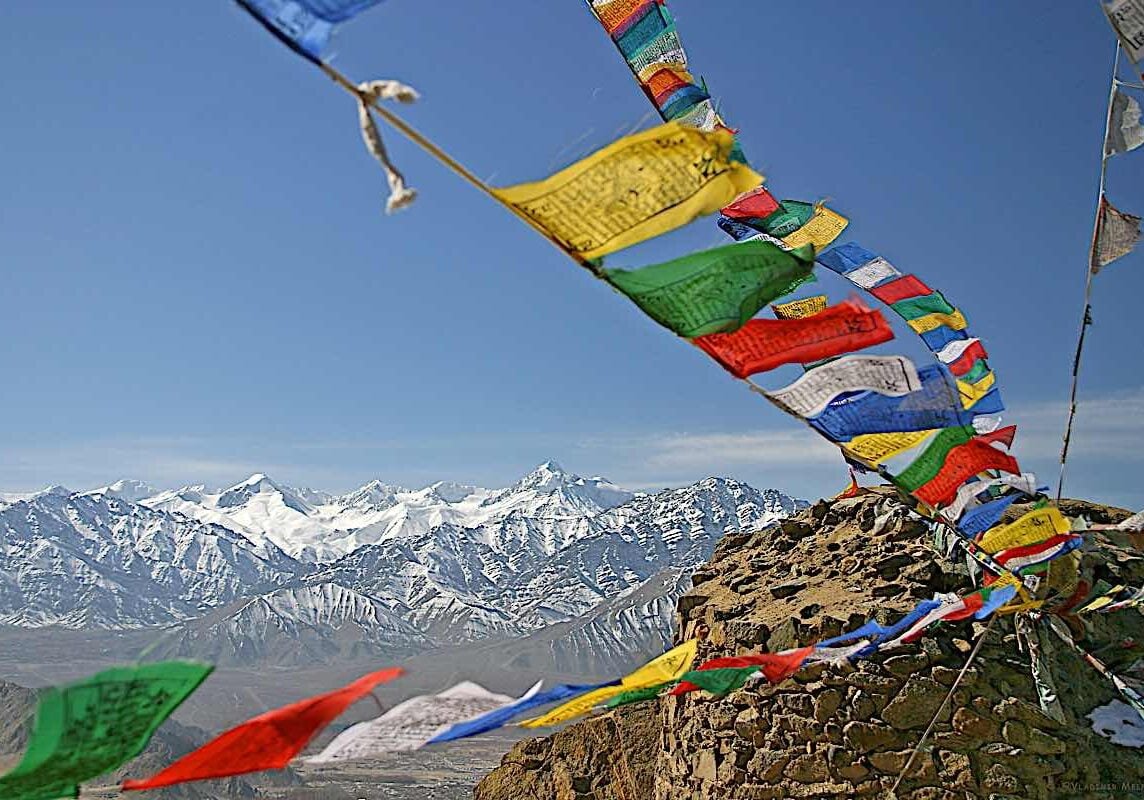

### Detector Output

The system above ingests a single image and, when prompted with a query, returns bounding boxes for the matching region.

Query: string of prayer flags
[977,507,1072,554]
[123,667,403,791]
[1108,90,1144,155]
[1092,195,1142,273]
[1079,583,1130,613]
[1104,0,1144,65]
[765,355,922,419]
[235,0,386,63]
[308,682,519,761]
[604,239,814,337]
[427,682,615,743]
[520,639,697,727]
[494,122,761,261]
[816,599,942,651]
[771,294,828,320]
[912,436,1022,509]
[693,299,894,378]
[0,661,211,800]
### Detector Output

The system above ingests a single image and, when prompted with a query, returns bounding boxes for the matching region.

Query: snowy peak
[487,461,633,512]
[216,473,311,514]
[81,478,158,503]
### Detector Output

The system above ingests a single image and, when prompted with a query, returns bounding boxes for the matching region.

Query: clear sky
[1,1,1142,508]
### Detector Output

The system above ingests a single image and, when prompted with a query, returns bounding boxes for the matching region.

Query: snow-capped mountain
[0,463,805,668]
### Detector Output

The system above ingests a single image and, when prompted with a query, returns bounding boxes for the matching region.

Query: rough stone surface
[475,492,1144,800]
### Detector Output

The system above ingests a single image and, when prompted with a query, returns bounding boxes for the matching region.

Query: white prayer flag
[766,355,921,419]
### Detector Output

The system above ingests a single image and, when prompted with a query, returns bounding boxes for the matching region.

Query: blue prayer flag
[817,242,878,274]
[958,493,1022,537]
[236,0,385,62]
[426,682,616,744]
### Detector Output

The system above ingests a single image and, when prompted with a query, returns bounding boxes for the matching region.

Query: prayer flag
[1092,196,1141,273]
[912,437,1022,509]
[906,309,969,336]
[605,240,814,337]
[1107,90,1144,155]
[236,0,386,63]
[123,667,402,790]
[817,600,942,650]
[693,299,894,378]
[978,507,1072,554]
[958,371,996,409]
[939,473,1039,523]
[944,340,989,376]
[841,429,936,466]
[0,662,211,800]
[520,640,697,727]
[494,122,761,260]
[771,295,828,319]
[870,275,932,305]
[891,292,956,321]
[604,683,673,709]
[766,355,921,419]
[722,186,781,221]
[781,206,850,252]
[1104,0,1144,64]
[958,493,1022,537]
[308,682,517,761]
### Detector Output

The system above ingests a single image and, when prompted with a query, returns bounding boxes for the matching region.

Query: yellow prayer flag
[842,430,936,466]
[494,122,762,261]
[519,639,697,728]
[958,371,996,409]
[978,508,1071,554]
[771,295,828,320]
[781,206,849,252]
[1079,585,1127,614]
[906,309,969,335]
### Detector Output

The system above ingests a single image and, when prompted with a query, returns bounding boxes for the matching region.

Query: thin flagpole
[1057,41,1121,503]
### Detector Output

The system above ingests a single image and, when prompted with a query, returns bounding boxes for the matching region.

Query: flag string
[1057,40,1122,503]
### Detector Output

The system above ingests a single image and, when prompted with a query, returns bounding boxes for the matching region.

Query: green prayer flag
[961,359,990,385]
[680,666,761,697]
[605,682,675,709]
[892,425,975,492]
[761,200,815,237]
[891,291,956,321]
[0,661,212,800]
[604,240,815,338]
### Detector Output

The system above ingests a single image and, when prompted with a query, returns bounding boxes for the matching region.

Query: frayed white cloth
[356,80,419,214]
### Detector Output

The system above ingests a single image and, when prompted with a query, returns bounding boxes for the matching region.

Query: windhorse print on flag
[493,121,761,260]
[235,0,388,62]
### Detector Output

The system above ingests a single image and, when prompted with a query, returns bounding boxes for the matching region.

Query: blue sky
[1,1,1142,507]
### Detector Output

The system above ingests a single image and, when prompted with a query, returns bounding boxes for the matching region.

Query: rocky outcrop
[476,490,1144,800]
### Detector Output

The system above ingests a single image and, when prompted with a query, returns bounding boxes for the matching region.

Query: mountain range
[0,462,805,671]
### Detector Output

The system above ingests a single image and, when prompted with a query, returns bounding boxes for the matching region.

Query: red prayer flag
[947,340,989,377]
[939,592,986,623]
[670,647,814,695]
[913,438,1021,509]
[122,667,404,790]
[981,425,1017,450]
[721,186,781,220]
[693,299,895,378]
[645,68,692,106]
[869,274,932,305]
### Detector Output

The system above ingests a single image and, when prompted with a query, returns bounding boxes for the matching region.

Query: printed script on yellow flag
[841,430,935,466]
[781,206,849,252]
[519,639,698,728]
[494,122,762,260]
[772,294,828,320]
[978,507,1071,554]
